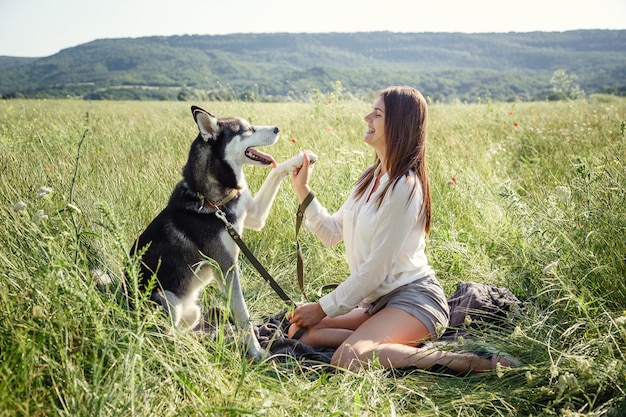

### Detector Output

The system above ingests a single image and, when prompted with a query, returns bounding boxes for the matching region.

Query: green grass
[1,95,625,416]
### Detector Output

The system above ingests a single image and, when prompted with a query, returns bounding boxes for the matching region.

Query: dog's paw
[245,343,267,361]
[305,151,318,165]
[275,151,318,174]
[250,348,267,361]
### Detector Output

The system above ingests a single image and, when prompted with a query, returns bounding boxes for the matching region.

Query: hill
[0,56,38,70]
[0,30,624,102]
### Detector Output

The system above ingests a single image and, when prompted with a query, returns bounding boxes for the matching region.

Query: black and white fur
[130,105,316,358]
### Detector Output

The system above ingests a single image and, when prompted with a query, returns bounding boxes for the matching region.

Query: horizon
[1,0,625,58]
[3,28,625,59]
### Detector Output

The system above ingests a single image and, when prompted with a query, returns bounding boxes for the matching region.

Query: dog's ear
[191,106,219,141]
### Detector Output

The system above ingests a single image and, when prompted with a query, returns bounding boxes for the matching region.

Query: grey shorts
[363,275,450,337]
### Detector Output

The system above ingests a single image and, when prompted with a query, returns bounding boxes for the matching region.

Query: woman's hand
[287,302,327,328]
[291,151,314,203]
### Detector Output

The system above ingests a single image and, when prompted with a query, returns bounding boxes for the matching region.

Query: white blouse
[304,168,435,318]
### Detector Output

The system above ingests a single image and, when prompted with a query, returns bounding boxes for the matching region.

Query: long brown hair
[354,86,432,233]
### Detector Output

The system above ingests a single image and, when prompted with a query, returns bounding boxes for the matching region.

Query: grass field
[1,95,625,416]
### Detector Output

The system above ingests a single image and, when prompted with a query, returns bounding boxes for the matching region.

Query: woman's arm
[291,150,345,246]
[291,151,313,204]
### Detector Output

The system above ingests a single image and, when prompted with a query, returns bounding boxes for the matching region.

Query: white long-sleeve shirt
[304,168,435,318]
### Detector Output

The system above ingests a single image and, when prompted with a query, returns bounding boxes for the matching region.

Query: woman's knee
[288,324,318,345]
[331,341,376,369]
[287,323,307,340]
[287,323,297,338]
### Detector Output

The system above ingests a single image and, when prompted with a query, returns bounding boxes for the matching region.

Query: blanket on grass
[252,282,523,372]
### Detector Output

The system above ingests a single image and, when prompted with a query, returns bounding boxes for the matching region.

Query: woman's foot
[490,352,523,369]
[428,349,522,374]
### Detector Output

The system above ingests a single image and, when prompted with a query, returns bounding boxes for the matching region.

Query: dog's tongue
[246,147,277,168]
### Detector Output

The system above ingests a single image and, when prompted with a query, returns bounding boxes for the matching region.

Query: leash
[295,191,315,301]
[289,192,315,340]
[212,192,315,340]
[214,208,296,307]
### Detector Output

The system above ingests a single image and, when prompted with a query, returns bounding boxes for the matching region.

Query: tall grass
[0,96,624,416]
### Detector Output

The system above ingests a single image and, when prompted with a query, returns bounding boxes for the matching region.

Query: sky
[1,0,625,57]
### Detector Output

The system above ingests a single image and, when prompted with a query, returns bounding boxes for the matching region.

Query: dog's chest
[228,192,251,231]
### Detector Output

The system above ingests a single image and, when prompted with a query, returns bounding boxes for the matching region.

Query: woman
[287,86,502,373]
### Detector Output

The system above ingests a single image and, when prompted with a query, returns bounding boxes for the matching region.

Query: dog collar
[197,188,238,211]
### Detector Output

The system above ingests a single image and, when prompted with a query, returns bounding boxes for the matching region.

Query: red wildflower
[447,176,457,185]
[514,121,519,127]
[290,137,297,143]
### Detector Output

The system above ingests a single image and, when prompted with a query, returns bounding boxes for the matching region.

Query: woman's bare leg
[288,308,372,348]
[331,307,494,373]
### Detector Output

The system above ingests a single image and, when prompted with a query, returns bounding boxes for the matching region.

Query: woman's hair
[354,86,432,233]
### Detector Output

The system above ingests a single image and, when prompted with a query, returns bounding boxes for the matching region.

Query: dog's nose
[274,127,280,134]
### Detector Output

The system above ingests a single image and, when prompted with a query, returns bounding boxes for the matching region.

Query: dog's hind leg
[152,289,187,327]
[223,269,265,359]
[179,301,202,330]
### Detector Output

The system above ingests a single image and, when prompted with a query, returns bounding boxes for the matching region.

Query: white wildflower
[543,260,559,275]
[555,186,571,203]
[511,325,524,340]
[556,372,578,395]
[550,363,559,379]
[525,371,533,383]
[66,203,82,215]
[32,209,48,223]
[37,186,53,198]
[495,361,504,378]
[574,357,593,377]
[13,201,27,211]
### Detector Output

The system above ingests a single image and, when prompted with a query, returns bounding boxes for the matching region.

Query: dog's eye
[246,126,255,134]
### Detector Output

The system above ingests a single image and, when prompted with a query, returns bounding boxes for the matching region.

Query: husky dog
[131,105,316,358]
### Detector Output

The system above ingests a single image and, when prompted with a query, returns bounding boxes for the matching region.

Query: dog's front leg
[224,268,265,359]
[245,151,317,230]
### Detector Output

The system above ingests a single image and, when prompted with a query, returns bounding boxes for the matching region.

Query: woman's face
[363,95,386,152]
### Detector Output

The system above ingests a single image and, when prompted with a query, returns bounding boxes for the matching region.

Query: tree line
[0,31,624,102]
